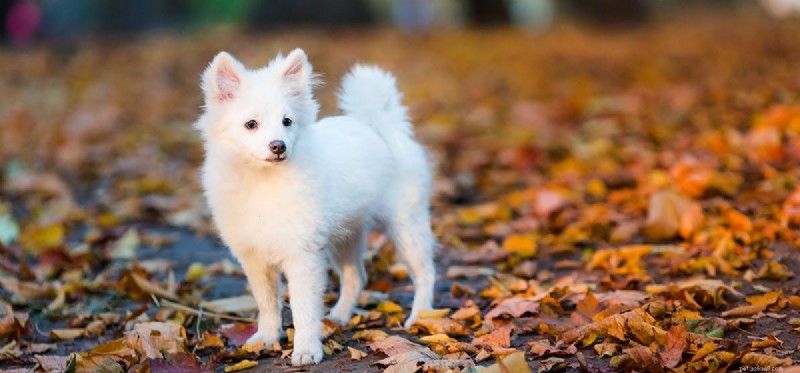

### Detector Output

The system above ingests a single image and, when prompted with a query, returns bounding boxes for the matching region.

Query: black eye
[282,117,293,127]
[244,120,258,130]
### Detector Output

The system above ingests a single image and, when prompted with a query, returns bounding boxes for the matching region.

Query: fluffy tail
[338,65,413,147]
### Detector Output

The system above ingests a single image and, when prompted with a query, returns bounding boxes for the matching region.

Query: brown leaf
[741,352,792,368]
[756,261,793,281]
[117,268,177,301]
[412,318,470,337]
[643,190,703,241]
[196,332,224,350]
[0,313,29,340]
[617,347,665,373]
[472,326,512,350]
[220,323,256,347]
[485,297,541,328]
[352,329,389,342]
[594,340,620,357]
[660,324,687,368]
[369,336,440,373]
[34,354,70,372]
[148,352,213,373]
[125,322,187,359]
[528,339,577,358]
[720,304,766,318]
[0,340,22,360]
[751,334,783,350]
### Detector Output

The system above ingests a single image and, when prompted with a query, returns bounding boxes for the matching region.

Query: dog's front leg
[239,254,283,346]
[284,251,326,366]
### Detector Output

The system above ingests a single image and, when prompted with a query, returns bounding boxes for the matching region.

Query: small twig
[192,307,203,354]
[158,298,256,323]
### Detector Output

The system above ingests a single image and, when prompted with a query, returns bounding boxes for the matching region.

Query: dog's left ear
[282,48,312,97]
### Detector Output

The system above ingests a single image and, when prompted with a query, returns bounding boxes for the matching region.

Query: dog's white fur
[194,49,435,366]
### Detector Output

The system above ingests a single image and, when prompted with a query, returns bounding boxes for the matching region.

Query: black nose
[269,140,286,155]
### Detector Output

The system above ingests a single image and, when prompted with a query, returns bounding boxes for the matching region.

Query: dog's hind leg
[388,208,436,328]
[327,227,367,325]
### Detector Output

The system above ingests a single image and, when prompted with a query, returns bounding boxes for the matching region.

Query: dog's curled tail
[338,65,413,146]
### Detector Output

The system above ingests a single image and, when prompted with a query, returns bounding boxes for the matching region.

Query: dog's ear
[281,48,313,97]
[202,52,243,105]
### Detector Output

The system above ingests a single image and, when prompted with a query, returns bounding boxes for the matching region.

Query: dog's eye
[282,117,293,127]
[244,120,258,130]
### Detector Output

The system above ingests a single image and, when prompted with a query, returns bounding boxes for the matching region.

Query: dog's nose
[269,140,286,155]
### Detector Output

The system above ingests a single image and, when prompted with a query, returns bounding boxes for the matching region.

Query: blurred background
[2,0,800,44]
[0,0,799,234]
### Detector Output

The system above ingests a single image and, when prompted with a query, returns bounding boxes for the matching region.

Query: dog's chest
[204,168,320,253]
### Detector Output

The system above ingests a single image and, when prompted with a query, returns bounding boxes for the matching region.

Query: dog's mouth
[265,156,287,163]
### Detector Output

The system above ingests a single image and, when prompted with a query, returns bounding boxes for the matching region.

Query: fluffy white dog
[194,49,435,366]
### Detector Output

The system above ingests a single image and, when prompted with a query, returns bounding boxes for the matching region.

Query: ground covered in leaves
[2,12,800,373]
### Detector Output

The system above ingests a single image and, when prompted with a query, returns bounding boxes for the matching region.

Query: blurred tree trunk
[467,0,510,25]
[564,0,651,26]
[248,0,371,28]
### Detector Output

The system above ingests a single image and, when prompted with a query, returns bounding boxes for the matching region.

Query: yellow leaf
[49,329,85,340]
[479,352,531,373]
[375,301,403,314]
[501,235,537,257]
[419,333,457,344]
[418,309,451,319]
[186,262,206,281]
[224,359,258,372]
[19,223,64,254]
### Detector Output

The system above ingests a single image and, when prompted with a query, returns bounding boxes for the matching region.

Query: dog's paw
[403,313,418,329]
[291,341,324,366]
[246,330,281,346]
[326,309,351,326]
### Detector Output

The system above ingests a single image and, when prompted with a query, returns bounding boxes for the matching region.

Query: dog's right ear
[202,52,243,105]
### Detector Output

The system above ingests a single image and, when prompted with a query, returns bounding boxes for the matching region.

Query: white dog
[194,49,435,366]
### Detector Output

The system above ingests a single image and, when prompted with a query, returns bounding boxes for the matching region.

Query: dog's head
[196,49,319,167]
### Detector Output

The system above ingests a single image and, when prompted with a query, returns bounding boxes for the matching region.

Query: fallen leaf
[223,359,258,372]
[643,190,703,241]
[348,346,368,360]
[34,354,70,372]
[660,324,687,368]
[502,235,537,257]
[50,328,85,340]
[479,351,531,373]
[200,295,257,314]
[352,329,389,342]
[220,323,257,347]
[740,352,791,368]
